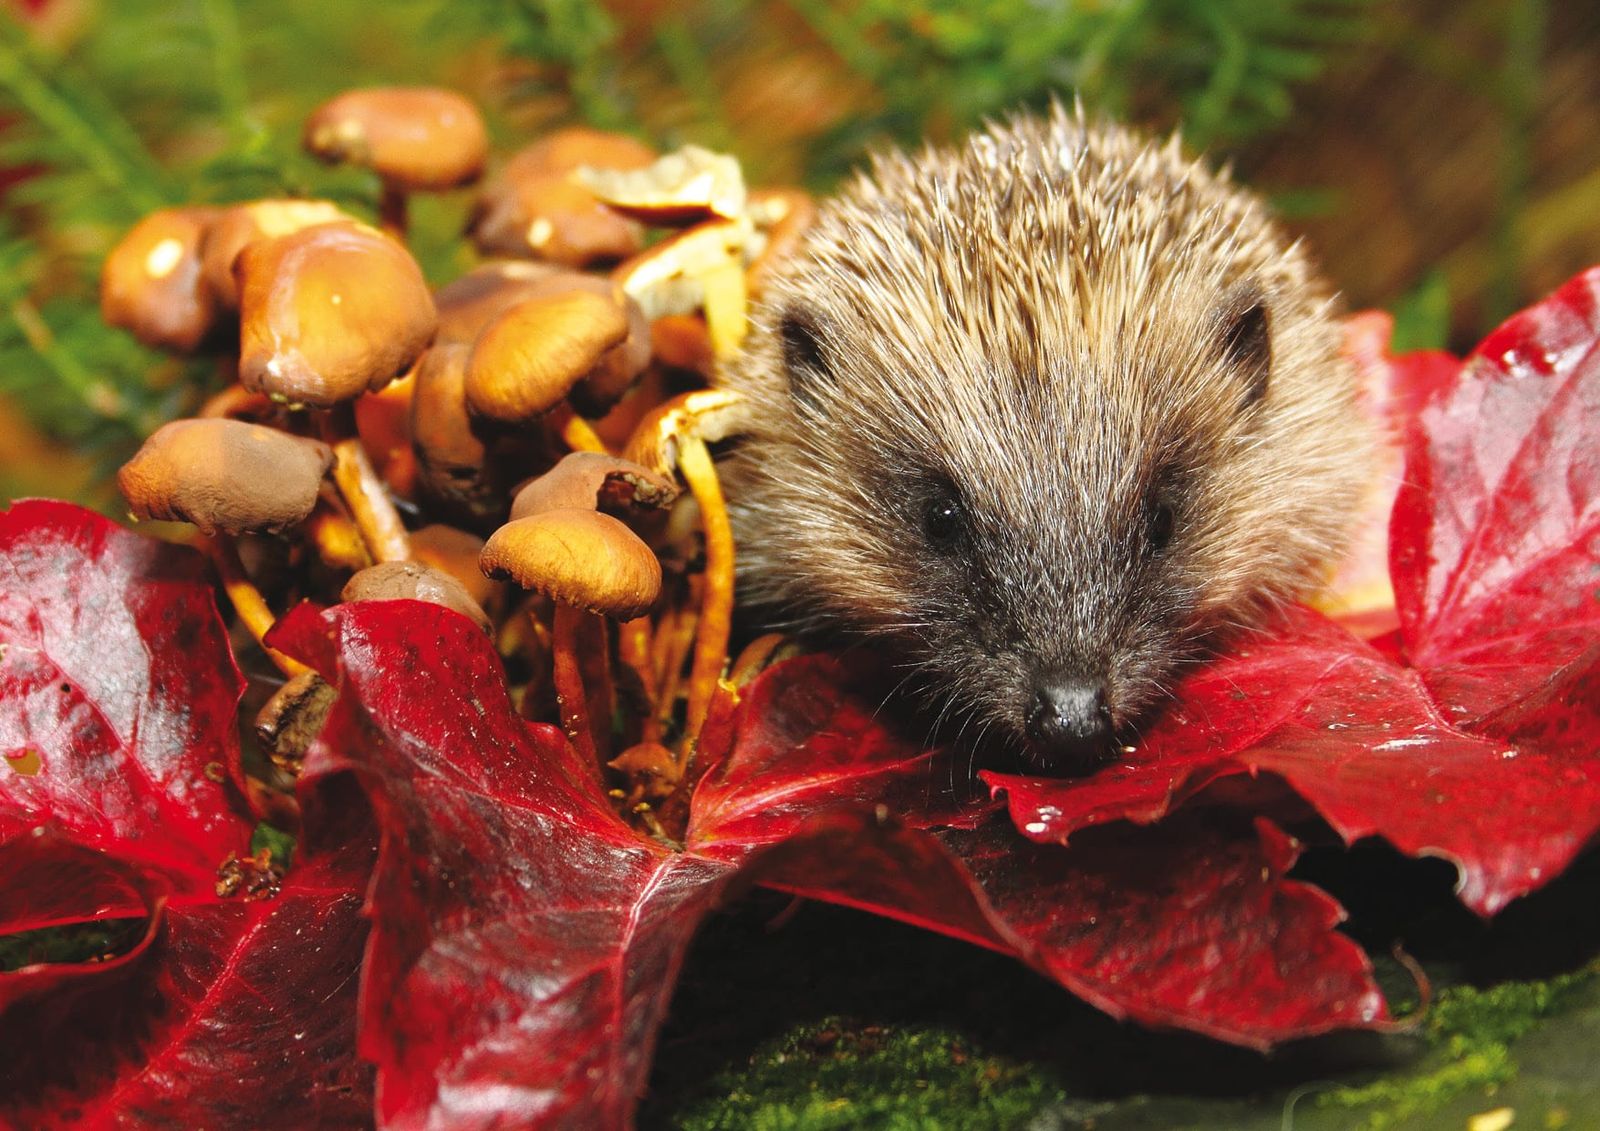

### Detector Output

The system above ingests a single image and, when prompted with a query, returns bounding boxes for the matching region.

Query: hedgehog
[717,105,1372,775]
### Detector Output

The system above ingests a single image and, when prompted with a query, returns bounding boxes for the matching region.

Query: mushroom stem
[702,259,747,361]
[330,434,412,562]
[677,433,734,747]
[306,503,372,572]
[548,403,610,455]
[201,535,311,679]
[617,615,660,742]
[377,184,409,239]
[551,603,601,772]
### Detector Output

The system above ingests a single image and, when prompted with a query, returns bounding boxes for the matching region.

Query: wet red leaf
[273,602,1383,1129]
[0,501,372,1128]
[994,268,1600,916]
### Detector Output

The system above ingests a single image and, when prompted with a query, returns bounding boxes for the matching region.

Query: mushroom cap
[464,290,628,423]
[469,173,643,267]
[577,144,746,226]
[505,128,657,178]
[613,216,750,321]
[117,418,333,535]
[303,87,489,190]
[434,260,561,346]
[509,451,678,521]
[342,560,492,634]
[237,221,438,407]
[410,342,494,513]
[622,388,752,480]
[100,207,218,352]
[480,509,661,619]
[201,199,350,309]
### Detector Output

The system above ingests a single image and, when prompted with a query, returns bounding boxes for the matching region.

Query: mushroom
[237,220,436,408]
[622,389,752,746]
[303,86,488,236]
[342,560,491,634]
[100,206,218,352]
[410,523,498,611]
[201,199,351,309]
[433,260,560,345]
[481,507,662,768]
[118,417,332,535]
[480,451,668,771]
[576,144,746,226]
[236,220,438,563]
[613,217,752,360]
[463,289,628,453]
[469,127,656,266]
[117,418,335,678]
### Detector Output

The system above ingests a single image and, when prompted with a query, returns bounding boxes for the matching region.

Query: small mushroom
[118,417,332,535]
[411,342,496,518]
[481,508,660,621]
[621,389,753,746]
[100,207,218,352]
[118,417,334,680]
[342,560,491,634]
[237,220,437,408]
[464,290,628,424]
[613,217,752,360]
[304,86,488,235]
[481,508,662,769]
[469,128,657,266]
[201,199,351,309]
[577,144,746,226]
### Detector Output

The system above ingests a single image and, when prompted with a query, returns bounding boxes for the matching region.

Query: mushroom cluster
[105,86,813,840]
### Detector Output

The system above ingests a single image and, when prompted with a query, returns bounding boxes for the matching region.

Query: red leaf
[0,501,372,1127]
[996,268,1600,916]
[275,603,1384,1129]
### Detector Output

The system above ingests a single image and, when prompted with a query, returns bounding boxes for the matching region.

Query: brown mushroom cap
[303,87,489,191]
[410,342,494,514]
[237,221,438,407]
[480,509,661,620]
[201,199,351,309]
[576,144,746,226]
[507,128,657,178]
[434,261,561,346]
[342,560,491,633]
[117,418,333,535]
[464,290,628,423]
[469,174,644,267]
[509,451,678,521]
[100,207,218,352]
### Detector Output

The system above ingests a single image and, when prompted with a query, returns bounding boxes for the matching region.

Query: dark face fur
[720,111,1368,775]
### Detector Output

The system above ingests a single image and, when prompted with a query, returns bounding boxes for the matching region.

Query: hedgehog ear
[779,309,835,409]
[1216,284,1272,409]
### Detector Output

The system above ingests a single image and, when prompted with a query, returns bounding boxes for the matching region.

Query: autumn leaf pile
[2,84,1599,1128]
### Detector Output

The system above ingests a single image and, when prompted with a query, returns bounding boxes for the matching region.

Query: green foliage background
[0,0,1374,494]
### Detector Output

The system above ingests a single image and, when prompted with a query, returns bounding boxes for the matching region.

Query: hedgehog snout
[1023,674,1116,773]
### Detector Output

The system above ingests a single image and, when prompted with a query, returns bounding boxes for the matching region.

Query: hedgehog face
[720,108,1370,777]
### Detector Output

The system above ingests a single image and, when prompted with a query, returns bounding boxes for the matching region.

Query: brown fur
[719,105,1370,765]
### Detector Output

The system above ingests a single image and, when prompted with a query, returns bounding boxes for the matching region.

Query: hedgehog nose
[1025,678,1113,769]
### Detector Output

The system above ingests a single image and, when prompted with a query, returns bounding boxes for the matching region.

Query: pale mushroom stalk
[321,403,411,562]
[617,616,660,742]
[677,433,733,749]
[547,403,610,455]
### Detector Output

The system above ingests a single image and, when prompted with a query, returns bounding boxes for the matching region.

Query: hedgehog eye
[779,310,833,409]
[1217,286,1272,409]
[1145,499,1175,554]
[918,480,968,551]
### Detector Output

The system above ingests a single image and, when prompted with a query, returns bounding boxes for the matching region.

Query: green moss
[1319,965,1597,1130]
[0,915,146,972]
[668,1017,1069,1130]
